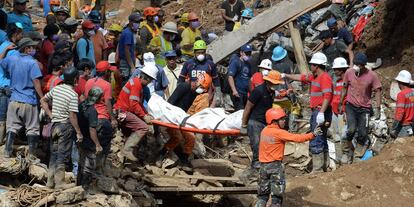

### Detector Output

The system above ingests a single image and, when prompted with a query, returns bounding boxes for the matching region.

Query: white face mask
[195,87,204,94]
[196,54,205,62]
[261,70,269,76]
[87,30,95,36]
[353,65,360,73]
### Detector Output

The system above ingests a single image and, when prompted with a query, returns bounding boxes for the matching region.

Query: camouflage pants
[257,161,285,206]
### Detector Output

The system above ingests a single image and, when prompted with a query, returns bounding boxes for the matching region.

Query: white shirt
[164,64,183,99]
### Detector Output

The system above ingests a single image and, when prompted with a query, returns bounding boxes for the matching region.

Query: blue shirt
[180,58,219,86]
[119,27,135,61]
[0,42,19,88]
[7,12,33,32]
[228,54,251,94]
[336,28,353,45]
[76,37,96,73]
[0,54,42,105]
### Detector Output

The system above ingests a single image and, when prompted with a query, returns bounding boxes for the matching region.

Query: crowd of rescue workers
[0,0,410,206]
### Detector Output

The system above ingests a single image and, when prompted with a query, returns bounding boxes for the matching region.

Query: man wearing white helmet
[283,52,333,173]
[113,64,158,161]
[390,70,414,138]
[250,59,272,90]
[330,57,348,163]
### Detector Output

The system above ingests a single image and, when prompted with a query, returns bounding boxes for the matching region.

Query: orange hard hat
[263,70,284,85]
[154,7,161,13]
[144,7,157,17]
[265,108,286,124]
[188,12,199,21]
[49,0,60,6]
[197,73,212,90]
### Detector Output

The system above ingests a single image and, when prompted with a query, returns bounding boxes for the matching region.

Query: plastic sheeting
[147,94,243,130]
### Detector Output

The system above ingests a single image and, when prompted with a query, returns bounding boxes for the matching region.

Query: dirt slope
[284,138,414,207]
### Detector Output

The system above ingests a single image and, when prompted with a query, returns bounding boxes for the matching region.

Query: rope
[12,184,53,207]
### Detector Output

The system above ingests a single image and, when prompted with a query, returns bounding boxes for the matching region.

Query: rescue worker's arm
[346,47,354,67]
[228,75,239,97]
[394,92,405,122]
[210,63,220,87]
[69,111,83,141]
[124,44,135,69]
[241,100,254,126]
[228,58,239,97]
[284,73,307,82]
[374,88,382,108]
[178,62,189,83]
[278,130,314,143]
[89,127,102,153]
[40,91,52,118]
[33,78,44,98]
[339,82,348,114]
[221,9,234,22]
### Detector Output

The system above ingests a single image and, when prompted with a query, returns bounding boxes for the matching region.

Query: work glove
[390,120,401,139]
[214,87,223,107]
[232,15,238,22]
[312,126,323,137]
[240,125,248,135]
[316,112,325,125]
[374,107,381,120]
[280,73,286,79]
[143,114,154,124]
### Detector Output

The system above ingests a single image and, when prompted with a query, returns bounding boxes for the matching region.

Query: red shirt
[75,76,87,97]
[39,39,54,75]
[114,78,147,118]
[395,88,414,125]
[331,79,346,114]
[85,77,112,119]
[343,69,381,108]
[251,72,264,90]
[301,72,333,108]
[43,74,62,94]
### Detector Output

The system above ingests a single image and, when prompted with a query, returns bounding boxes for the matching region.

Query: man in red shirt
[250,59,272,91]
[390,70,414,138]
[114,64,158,161]
[340,52,382,161]
[330,58,348,157]
[283,52,333,172]
[257,108,321,207]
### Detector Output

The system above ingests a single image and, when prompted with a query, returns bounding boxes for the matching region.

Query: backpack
[73,37,90,67]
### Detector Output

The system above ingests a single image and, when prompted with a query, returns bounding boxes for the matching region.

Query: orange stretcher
[151,120,241,136]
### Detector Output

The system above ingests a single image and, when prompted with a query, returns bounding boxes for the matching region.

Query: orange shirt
[259,124,314,163]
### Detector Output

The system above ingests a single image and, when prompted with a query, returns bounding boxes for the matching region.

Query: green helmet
[193,40,207,50]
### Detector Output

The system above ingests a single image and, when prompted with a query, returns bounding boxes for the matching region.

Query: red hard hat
[144,7,157,17]
[265,108,286,124]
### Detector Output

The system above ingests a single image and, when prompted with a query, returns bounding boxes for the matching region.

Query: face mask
[195,87,204,94]
[94,25,100,31]
[132,23,140,31]
[154,16,159,22]
[28,50,36,57]
[261,70,269,76]
[353,65,360,73]
[87,30,95,36]
[190,21,201,29]
[242,55,250,62]
[196,54,205,62]
[52,34,59,42]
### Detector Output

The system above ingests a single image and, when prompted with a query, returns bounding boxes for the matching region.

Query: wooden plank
[289,21,309,73]
[148,186,258,195]
[147,174,240,182]
[207,0,328,63]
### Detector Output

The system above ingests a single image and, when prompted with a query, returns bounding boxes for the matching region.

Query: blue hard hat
[327,18,337,28]
[241,8,254,18]
[354,52,368,65]
[241,44,253,52]
[271,46,287,62]
[165,50,177,58]
[88,10,102,23]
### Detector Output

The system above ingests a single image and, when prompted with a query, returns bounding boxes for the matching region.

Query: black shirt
[272,56,294,74]
[168,82,198,112]
[221,0,245,32]
[248,84,274,124]
[322,40,348,68]
[78,102,99,151]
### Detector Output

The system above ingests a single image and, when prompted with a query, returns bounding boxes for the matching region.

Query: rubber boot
[180,154,193,173]
[323,151,329,172]
[46,166,56,188]
[54,167,66,189]
[0,121,6,145]
[354,142,367,158]
[311,153,324,173]
[27,135,39,162]
[255,198,268,207]
[4,132,16,158]
[80,172,92,190]
[155,148,168,168]
[341,141,352,165]
[123,133,141,161]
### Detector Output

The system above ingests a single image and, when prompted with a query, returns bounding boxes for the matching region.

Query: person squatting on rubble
[228,44,253,110]
[256,108,322,207]
[339,52,382,163]
[283,52,333,172]
[113,64,158,161]
[390,70,414,138]
[156,73,213,171]
[2,37,44,159]
[241,71,283,173]
[40,67,82,189]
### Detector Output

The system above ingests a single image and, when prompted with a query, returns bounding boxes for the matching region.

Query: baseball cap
[96,61,117,72]
[327,18,337,28]
[64,17,79,26]
[318,30,333,40]
[81,20,95,29]
[353,52,368,65]
[129,13,142,22]
[165,50,177,58]
[18,38,38,49]
[241,44,253,52]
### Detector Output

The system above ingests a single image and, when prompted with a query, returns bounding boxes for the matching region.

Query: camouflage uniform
[257,161,285,207]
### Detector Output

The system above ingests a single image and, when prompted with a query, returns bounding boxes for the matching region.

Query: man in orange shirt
[256,108,321,207]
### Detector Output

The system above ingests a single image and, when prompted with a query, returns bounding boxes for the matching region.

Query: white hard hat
[161,22,178,34]
[309,52,328,66]
[143,52,156,65]
[108,52,116,64]
[140,64,158,80]
[258,59,272,70]
[332,57,349,69]
[395,70,413,84]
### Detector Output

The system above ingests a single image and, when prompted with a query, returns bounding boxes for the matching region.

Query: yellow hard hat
[181,13,189,23]
[194,40,207,50]
[109,24,123,32]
